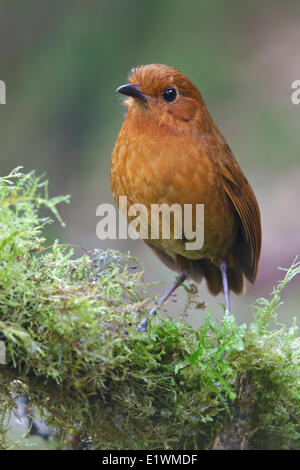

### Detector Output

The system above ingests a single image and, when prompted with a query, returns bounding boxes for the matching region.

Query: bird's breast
[110,121,236,260]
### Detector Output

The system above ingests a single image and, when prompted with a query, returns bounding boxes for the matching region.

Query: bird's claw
[136,317,148,332]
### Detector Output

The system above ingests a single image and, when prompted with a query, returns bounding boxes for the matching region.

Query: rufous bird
[110,64,261,331]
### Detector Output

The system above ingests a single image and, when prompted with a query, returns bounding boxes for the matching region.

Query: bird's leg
[136,272,188,332]
[149,272,188,316]
[220,261,231,313]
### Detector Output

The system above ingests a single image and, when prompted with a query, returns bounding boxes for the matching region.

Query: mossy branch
[0,169,299,450]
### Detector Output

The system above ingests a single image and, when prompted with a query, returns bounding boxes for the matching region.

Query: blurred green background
[1,0,299,329]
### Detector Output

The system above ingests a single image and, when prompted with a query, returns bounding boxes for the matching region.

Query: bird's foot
[136,272,188,333]
[136,317,148,332]
[135,306,158,332]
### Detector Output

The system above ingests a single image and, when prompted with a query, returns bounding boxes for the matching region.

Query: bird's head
[116,64,211,134]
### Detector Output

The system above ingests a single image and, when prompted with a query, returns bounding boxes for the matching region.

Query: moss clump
[0,168,299,450]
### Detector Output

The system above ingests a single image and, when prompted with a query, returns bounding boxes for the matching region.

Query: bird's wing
[216,138,261,282]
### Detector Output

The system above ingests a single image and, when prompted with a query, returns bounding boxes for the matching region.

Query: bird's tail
[190,258,245,295]
[145,242,245,295]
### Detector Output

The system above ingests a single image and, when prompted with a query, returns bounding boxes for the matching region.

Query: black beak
[116,84,147,103]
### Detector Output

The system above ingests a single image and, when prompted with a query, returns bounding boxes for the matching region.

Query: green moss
[0,168,299,449]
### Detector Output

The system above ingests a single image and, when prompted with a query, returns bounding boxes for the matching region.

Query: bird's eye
[162,87,178,103]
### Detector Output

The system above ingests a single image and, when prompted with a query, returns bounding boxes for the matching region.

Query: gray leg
[136,272,188,332]
[220,261,231,313]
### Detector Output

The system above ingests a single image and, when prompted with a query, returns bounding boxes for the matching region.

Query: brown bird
[110,64,261,331]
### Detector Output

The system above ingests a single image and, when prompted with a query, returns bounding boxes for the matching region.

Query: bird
[110,64,261,331]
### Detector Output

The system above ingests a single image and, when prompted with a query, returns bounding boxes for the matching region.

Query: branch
[0,169,299,450]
